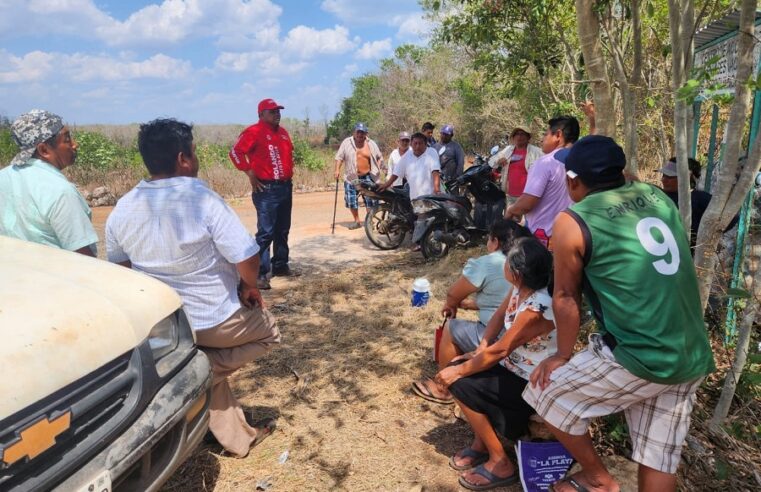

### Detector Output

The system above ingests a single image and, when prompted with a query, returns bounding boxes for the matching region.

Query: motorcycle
[412,148,505,259]
[355,181,416,250]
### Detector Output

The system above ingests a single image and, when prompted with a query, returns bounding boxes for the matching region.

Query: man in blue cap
[334,122,385,229]
[524,135,714,492]
[434,124,465,180]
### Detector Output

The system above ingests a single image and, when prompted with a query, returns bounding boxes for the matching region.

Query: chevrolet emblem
[1,412,71,466]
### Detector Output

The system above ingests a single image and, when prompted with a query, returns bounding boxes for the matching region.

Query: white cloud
[0,0,283,49]
[65,53,191,81]
[214,51,268,72]
[0,50,54,83]
[104,0,283,48]
[355,39,392,60]
[341,63,358,78]
[320,0,411,24]
[283,25,355,58]
[392,14,433,41]
[256,54,309,75]
[0,49,190,83]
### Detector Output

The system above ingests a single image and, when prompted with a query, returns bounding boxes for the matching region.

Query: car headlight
[148,314,180,361]
[413,199,439,215]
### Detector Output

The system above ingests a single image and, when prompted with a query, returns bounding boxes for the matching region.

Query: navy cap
[354,122,369,133]
[440,124,454,135]
[554,148,571,164]
[564,135,626,183]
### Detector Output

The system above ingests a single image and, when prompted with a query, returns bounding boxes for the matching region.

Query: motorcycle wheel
[421,225,450,260]
[364,203,407,250]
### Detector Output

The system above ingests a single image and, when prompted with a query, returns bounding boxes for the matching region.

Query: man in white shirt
[106,118,280,459]
[386,131,411,187]
[379,132,441,199]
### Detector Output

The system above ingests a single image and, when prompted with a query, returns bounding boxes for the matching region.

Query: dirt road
[92,190,401,272]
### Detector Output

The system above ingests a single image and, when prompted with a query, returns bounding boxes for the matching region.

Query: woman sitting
[412,219,532,404]
[435,237,555,490]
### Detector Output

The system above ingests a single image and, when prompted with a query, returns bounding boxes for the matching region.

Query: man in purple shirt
[504,116,579,248]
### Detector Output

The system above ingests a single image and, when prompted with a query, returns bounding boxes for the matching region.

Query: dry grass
[161,245,760,492]
[163,247,497,492]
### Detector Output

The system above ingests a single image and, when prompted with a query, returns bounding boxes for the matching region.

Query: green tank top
[569,181,715,384]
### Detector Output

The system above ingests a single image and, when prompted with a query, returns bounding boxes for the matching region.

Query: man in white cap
[0,109,97,255]
[387,131,411,188]
[434,124,465,180]
[489,126,544,204]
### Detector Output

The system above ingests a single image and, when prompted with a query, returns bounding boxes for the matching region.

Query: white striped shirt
[106,177,259,330]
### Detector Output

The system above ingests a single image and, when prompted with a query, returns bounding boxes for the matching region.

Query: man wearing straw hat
[0,109,97,256]
[489,126,543,205]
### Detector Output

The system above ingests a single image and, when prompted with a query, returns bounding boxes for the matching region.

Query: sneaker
[257,276,271,290]
[272,266,301,277]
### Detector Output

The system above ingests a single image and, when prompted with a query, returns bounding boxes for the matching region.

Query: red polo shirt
[229,121,294,181]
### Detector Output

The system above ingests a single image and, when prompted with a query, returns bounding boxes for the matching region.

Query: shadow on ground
[161,245,483,491]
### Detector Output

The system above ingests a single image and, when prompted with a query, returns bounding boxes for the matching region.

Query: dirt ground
[89,194,689,491]
[93,193,535,491]
[91,191,393,269]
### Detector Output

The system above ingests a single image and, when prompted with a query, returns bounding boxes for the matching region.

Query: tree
[575,0,617,136]
[327,74,382,141]
[423,0,579,121]
[693,0,760,310]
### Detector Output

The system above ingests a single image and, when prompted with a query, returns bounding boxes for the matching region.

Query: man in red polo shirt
[230,98,295,290]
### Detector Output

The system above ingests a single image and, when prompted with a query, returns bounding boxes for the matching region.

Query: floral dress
[499,287,556,380]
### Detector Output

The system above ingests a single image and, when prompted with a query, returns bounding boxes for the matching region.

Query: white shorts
[522,334,703,474]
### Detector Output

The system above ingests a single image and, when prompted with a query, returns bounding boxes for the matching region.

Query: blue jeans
[252,180,292,277]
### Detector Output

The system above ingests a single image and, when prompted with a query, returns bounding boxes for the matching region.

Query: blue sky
[0,0,432,124]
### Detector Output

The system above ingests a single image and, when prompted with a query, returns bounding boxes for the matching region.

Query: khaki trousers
[195,305,281,457]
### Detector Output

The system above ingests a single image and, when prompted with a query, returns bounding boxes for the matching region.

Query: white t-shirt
[500,287,556,380]
[387,148,409,187]
[392,149,441,199]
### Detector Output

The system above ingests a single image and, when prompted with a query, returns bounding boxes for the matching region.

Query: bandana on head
[10,109,64,166]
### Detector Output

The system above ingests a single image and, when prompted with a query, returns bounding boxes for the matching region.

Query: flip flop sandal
[411,380,454,405]
[250,417,277,450]
[458,464,519,491]
[551,477,590,492]
[449,447,489,471]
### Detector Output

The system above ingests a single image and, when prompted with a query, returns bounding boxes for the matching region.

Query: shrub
[0,128,18,166]
[293,137,325,171]
[73,130,125,170]
[196,142,232,170]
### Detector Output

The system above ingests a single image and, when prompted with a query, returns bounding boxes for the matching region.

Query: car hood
[0,237,182,419]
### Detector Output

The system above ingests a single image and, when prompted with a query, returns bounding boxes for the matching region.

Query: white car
[0,236,212,491]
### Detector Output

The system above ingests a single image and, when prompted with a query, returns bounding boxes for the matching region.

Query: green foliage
[196,142,232,170]
[0,128,18,166]
[327,74,382,141]
[602,414,630,446]
[292,137,325,171]
[678,55,734,105]
[73,130,139,170]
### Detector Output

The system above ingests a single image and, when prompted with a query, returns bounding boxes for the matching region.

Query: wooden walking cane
[331,178,339,234]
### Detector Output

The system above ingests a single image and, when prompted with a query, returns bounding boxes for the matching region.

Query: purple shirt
[522,148,572,237]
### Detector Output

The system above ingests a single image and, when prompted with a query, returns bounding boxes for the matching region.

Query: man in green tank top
[523,136,715,492]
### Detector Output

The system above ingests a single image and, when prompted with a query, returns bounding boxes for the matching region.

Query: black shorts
[449,364,535,439]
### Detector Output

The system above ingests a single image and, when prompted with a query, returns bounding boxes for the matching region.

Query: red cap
[258,98,284,113]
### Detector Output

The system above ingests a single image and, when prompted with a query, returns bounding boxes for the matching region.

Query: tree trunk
[575,0,616,137]
[601,1,643,175]
[668,0,695,235]
[710,242,760,428]
[694,0,758,310]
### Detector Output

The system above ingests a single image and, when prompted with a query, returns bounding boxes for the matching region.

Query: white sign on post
[694,33,761,93]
